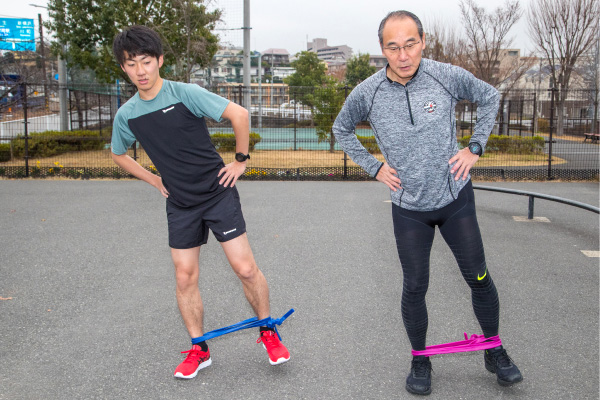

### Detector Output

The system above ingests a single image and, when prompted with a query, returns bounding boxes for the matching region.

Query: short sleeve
[177,83,230,122]
[111,109,136,155]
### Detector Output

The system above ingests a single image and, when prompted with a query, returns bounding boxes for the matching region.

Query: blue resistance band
[191,308,295,344]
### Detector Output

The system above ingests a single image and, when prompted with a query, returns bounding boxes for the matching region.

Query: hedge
[210,132,262,152]
[11,130,109,158]
[357,135,381,154]
[459,134,545,154]
[0,143,10,162]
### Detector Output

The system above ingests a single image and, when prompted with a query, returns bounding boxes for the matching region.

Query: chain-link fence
[0,82,598,180]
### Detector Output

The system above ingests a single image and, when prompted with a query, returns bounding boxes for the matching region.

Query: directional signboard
[0,18,36,52]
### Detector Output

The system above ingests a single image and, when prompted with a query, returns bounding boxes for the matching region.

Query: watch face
[470,143,481,155]
[235,153,248,162]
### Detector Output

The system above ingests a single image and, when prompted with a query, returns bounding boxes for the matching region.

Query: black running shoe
[405,355,432,395]
[484,346,523,386]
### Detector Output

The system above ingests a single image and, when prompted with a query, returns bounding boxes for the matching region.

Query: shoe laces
[412,358,432,378]
[491,348,513,368]
[257,331,276,345]
[181,347,202,363]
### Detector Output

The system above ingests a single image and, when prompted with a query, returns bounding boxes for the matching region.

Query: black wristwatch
[235,152,250,162]
[468,142,482,156]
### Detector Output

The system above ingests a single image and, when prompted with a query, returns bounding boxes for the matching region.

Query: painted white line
[512,216,551,223]
[581,250,600,258]
[552,152,600,154]
[383,200,392,203]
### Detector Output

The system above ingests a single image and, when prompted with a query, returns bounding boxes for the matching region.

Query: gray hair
[378,11,424,46]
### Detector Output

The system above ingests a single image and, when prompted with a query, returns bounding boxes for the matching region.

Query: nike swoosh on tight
[477,269,487,281]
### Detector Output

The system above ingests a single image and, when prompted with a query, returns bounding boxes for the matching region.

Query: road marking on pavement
[384,200,392,203]
[512,216,551,223]
[581,250,600,258]
[552,152,600,154]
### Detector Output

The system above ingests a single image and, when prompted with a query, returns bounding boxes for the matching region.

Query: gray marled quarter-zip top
[333,58,500,211]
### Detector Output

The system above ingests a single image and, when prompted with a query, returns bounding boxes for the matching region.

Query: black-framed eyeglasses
[383,41,422,54]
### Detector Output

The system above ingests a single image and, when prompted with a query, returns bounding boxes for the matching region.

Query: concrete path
[1,180,598,399]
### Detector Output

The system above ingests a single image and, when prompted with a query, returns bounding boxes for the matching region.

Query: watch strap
[468,142,482,156]
[235,152,250,162]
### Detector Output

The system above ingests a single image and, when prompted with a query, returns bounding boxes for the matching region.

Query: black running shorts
[166,187,246,249]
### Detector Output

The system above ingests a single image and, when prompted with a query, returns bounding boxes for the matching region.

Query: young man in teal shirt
[111,25,290,379]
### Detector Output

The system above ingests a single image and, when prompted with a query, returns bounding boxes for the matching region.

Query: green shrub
[357,135,381,154]
[459,135,545,154]
[210,132,262,152]
[12,130,109,158]
[284,119,313,128]
[0,143,11,162]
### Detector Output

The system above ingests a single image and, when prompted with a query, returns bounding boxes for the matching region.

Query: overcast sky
[1,0,537,56]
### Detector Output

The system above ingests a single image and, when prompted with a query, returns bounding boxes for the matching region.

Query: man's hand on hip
[376,163,402,192]
[449,148,479,181]
[152,175,170,198]
[218,161,247,187]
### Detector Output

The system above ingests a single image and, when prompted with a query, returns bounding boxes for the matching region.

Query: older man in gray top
[333,10,522,396]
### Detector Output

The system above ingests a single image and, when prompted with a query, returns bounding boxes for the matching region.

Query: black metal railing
[0,83,598,180]
[473,185,600,218]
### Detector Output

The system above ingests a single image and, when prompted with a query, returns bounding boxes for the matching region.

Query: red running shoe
[174,345,212,379]
[257,330,290,365]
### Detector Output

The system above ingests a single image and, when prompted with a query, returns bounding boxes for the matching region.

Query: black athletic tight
[392,180,499,351]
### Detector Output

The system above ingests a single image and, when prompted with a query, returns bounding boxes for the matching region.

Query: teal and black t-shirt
[112,79,230,208]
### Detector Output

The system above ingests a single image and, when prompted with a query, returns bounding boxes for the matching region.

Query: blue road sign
[0,18,36,52]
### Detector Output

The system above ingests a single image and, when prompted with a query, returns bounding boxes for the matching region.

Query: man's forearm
[111,153,160,186]
[231,115,250,154]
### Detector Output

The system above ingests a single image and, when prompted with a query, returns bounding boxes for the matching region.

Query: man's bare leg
[221,233,270,319]
[171,246,204,338]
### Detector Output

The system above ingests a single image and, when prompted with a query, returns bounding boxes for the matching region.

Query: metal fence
[0,82,598,180]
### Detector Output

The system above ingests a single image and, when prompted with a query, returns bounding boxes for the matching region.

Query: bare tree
[327,65,346,83]
[576,37,600,134]
[423,17,467,65]
[0,51,45,83]
[459,0,530,89]
[528,0,600,135]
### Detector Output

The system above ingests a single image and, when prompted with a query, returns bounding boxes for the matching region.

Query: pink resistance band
[412,333,502,357]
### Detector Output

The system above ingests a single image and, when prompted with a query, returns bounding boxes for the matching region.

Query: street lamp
[29,3,69,131]
[29,4,48,110]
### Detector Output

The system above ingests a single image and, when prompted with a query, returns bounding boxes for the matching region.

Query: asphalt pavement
[1,180,598,400]
[545,139,599,169]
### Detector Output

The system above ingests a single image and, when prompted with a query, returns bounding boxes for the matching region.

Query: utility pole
[243,0,251,130]
[29,3,63,125]
[258,52,262,129]
[37,13,48,110]
[58,53,68,131]
[593,35,599,134]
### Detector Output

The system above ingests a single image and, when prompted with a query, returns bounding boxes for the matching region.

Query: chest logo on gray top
[423,101,437,113]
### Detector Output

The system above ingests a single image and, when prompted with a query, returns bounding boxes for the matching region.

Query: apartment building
[307,37,353,63]
[261,48,290,67]
[215,82,290,107]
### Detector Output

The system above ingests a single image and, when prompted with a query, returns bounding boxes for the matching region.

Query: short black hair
[378,11,424,46]
[113,25,163,66]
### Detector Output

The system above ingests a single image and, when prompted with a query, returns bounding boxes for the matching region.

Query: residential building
[307,38,328,53]
[190,47,243,86]
[307,37,353,63]
[271,66,295,82]
[325,60,346,80]
[261,48,290,67]
[215,82,289,108]
[369,55,387,71]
